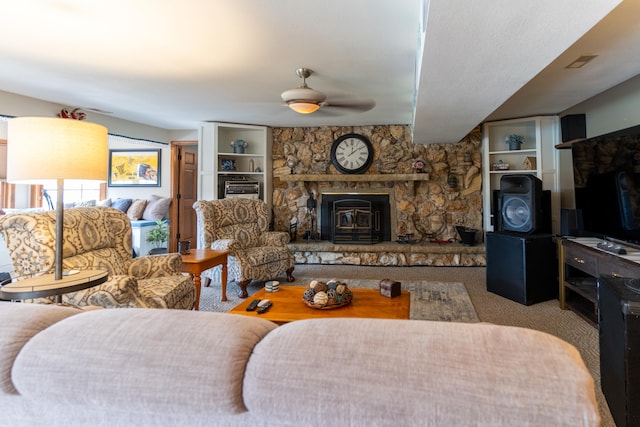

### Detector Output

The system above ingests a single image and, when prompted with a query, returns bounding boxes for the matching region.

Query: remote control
[257,299,270,307]
[246,299,261,311]
[257,301,273,314]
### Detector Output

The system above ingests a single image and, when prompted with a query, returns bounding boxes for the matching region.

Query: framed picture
[108,149,161,187]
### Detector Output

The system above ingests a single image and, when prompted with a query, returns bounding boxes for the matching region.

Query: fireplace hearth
[320,193,391,244]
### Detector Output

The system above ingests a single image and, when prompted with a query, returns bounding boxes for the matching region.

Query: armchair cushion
[0,207,195,309]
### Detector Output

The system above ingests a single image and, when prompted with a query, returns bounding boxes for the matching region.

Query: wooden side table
[180,249,230,310]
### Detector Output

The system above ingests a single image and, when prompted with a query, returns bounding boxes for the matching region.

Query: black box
[561,114,586,142]
[379,279,401,298]
[598,275,640,427]
[486,232,558,305]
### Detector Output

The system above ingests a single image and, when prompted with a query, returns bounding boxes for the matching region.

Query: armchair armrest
[260,231,290,247]
[64,275,151,308]
[210,239,244,252]
[128,253,182,279]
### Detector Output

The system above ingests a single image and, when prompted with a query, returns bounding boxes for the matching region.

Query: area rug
[199,278,479,323]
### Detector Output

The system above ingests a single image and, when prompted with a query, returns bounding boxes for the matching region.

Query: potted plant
[505,134,524,150]
[146,219,169,255]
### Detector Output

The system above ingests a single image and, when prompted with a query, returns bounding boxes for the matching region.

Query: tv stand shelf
[559,237,640,325]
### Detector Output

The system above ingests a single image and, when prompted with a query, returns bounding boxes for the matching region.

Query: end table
[180,249,230,310]
[0,269,108,303]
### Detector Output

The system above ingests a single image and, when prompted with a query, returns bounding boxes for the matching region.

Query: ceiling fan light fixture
[281,68,326,114]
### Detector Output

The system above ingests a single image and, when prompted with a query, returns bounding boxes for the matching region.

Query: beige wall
[0,90,197,206]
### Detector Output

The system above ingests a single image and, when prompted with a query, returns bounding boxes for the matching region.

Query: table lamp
[7,117,108,281]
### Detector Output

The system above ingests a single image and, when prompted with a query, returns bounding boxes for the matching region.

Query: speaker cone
[502,196,532,230]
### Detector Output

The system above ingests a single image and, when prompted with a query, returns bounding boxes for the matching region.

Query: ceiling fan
[280,68,375,115]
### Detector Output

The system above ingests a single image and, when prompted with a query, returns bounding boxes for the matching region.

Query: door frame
[169,140,198,253]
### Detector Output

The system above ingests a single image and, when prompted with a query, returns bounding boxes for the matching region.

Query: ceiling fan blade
[322,99,376,113]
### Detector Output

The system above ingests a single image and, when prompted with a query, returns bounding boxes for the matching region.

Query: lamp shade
[7,117,108,184]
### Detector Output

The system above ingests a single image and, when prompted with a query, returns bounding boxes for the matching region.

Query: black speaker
[561,114,586,142]
[486,232,557,305]
[560,208,583,236]
[598,275,640,427]
[498,175,550,234]
[587,171,637,233]
[492,189,501,230]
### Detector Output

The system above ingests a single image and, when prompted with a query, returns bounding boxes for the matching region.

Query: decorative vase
[232,139,246,153]
[508,141,521,151]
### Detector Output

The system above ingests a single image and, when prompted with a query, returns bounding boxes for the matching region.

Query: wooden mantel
[275,173,430,195]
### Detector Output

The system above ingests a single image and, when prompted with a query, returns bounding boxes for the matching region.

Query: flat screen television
[572,124,640,244]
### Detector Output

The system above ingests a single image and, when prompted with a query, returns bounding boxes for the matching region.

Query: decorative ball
[313,282,329,293]
[309,280,320,289]
[313,291,329,306]
[303,288,316,301]
[336,283,346,295]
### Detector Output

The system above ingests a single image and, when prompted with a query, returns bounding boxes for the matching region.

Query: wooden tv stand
[558,237,640,325]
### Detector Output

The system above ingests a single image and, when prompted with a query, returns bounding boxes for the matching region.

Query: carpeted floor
[198,264,613,426]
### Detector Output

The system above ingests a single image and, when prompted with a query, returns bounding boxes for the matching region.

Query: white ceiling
[0,0,636,144]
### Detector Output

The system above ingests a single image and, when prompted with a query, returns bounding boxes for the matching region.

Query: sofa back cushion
[0,304,80,395]
[195,199,269,250]
[11,309,277,415]
[244,318,600,426]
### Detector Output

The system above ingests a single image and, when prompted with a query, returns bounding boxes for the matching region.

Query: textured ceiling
[0,0,635,144]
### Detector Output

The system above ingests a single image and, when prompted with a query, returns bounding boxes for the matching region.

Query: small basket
[303,299,351,310]
[302,280,353,310]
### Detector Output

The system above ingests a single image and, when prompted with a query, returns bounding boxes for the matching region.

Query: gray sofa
[1,303,599,426]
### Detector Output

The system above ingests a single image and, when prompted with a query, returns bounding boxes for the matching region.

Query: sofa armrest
[128,253,182,278]
[259,231,290,247]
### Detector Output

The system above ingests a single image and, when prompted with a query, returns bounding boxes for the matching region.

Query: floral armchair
[193,199,295,298]
[0,207,195,309]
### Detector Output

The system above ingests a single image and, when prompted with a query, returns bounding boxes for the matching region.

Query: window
[41,181,105,208]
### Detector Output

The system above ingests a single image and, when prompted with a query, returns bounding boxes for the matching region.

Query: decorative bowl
[302,279,353,310]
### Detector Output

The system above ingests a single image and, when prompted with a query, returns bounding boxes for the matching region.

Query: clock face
[331,134,374,174]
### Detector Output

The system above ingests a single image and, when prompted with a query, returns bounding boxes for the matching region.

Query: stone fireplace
[320,193,392,244]
[268,124,486,266]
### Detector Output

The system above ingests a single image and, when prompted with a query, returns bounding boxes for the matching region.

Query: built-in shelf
[276,173,430,195]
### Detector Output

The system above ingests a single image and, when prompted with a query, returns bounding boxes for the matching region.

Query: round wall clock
[330,133,374,174]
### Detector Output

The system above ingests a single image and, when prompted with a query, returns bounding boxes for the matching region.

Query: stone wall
[270,125,483,244]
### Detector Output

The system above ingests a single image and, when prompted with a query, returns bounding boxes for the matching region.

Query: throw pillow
[77,200,96,207]
[142,195,171,221]
[127,199,148,220]
[97,198,112,207]
[111,198,132,213]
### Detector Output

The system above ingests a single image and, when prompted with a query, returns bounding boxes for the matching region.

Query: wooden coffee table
[229,285,410,325]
